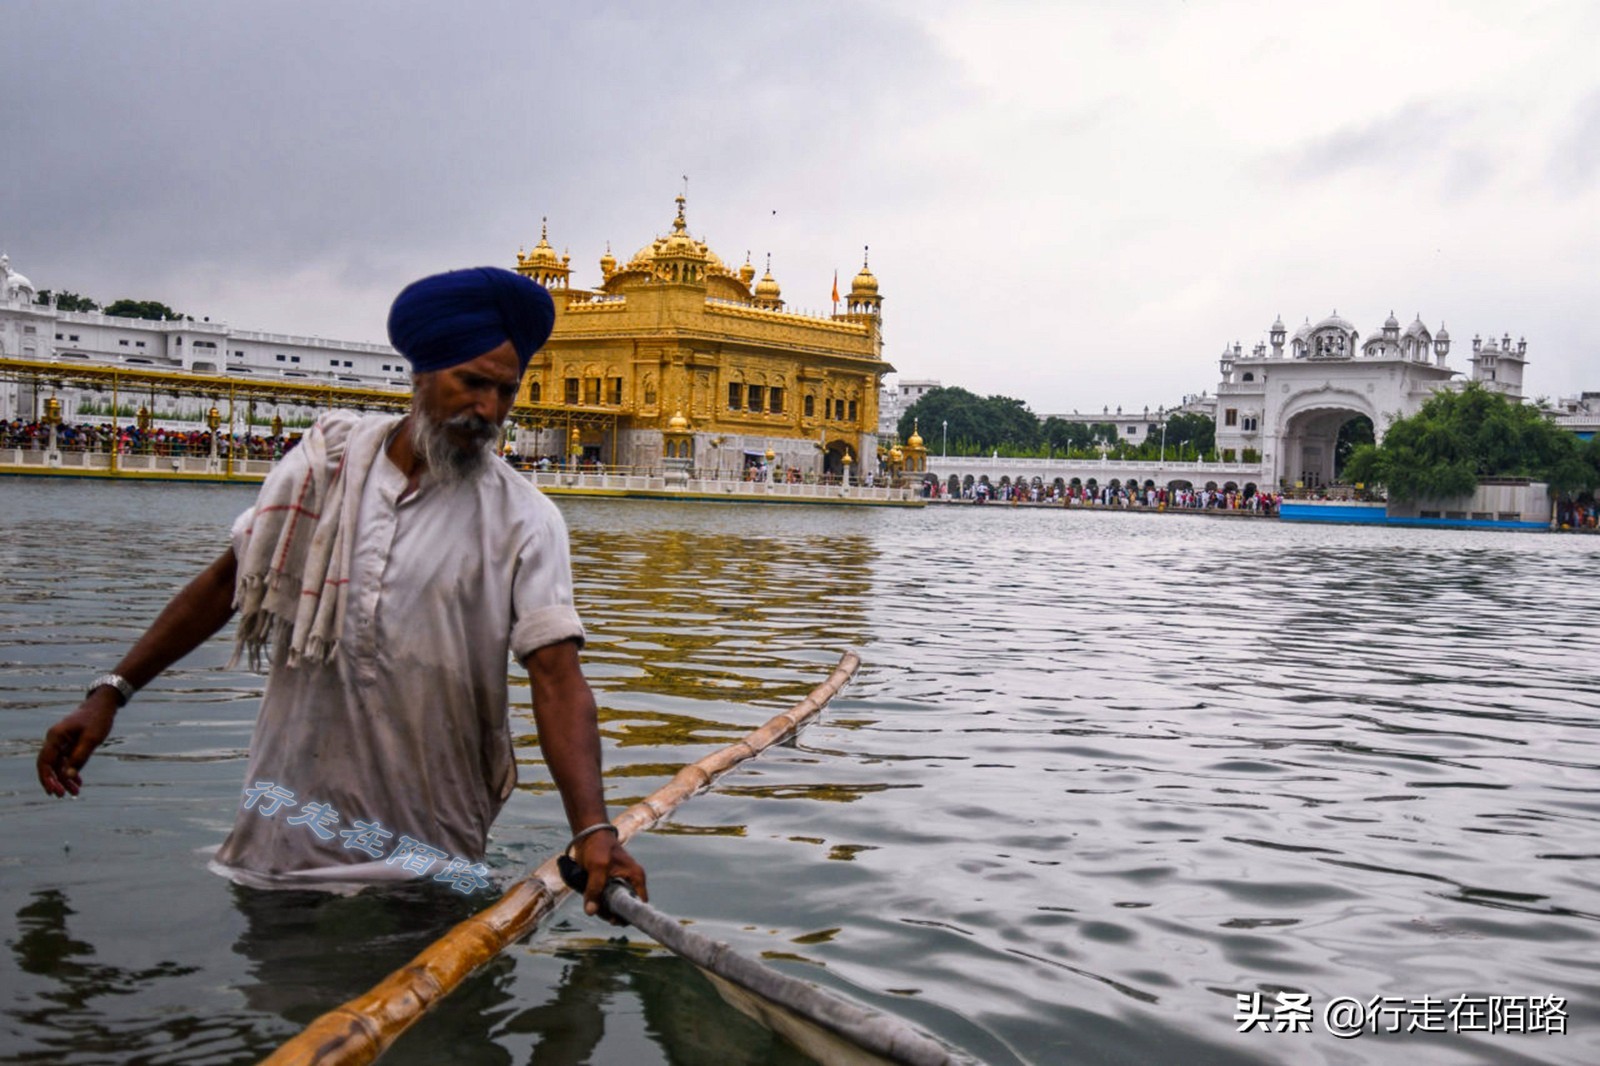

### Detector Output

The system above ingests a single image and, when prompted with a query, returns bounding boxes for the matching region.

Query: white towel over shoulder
[229,411,402,669]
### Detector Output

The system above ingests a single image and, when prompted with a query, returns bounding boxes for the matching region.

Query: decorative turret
[738,252,756,289]
[1433,323,1451,365]
[1491,331,1528,398]
[1269,315,1286,358]
[662,408,694,477]
[652,193,713,286]
[1383,310,1400,342]
[515,219,571,289]
[753,254,783,309]
[599,242,616,280]
[846,247,882,318]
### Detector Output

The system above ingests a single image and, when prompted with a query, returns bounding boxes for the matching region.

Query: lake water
[2,478,1598,1066]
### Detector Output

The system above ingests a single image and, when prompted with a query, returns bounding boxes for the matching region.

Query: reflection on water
[3,482,1599,1064]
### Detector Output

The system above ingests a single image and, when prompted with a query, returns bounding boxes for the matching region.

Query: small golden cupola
[515,219,571,289]
[599,242,616,280]
[753,253,784,309]
[738,252,756,289]
[847,247,881,317]
[904,417,927,473]
[652,193,712,285]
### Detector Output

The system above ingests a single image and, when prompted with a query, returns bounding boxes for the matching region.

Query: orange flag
[831,270,839,305]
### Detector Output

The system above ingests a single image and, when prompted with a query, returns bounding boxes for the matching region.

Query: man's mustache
[444,414,498,442]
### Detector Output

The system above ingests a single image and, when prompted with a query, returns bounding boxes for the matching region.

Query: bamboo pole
[264,650,861,1065]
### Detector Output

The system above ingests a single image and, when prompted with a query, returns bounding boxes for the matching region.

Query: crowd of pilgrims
[2,420,299,460]
[1555,497,1599,530]
[929,477,1282,514]
[13,420,1591,529]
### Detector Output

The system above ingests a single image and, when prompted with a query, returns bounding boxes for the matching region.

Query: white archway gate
[1277,388,1379,489]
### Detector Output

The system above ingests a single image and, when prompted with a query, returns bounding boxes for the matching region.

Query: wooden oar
[558,857,973,1066]
[264,650,860,1066]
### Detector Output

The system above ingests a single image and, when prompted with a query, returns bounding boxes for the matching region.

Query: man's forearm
[114,549,240,690]
[525,640,611,833]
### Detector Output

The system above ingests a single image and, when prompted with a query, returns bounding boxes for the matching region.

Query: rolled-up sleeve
[510,501,586,661]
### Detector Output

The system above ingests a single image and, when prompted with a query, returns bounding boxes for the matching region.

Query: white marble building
[877,377,941,437]
[1212,311,1528,488]
[1549,392,1600,440]
[0,253,404,423]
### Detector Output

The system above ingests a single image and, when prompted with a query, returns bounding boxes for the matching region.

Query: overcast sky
[4,0,1596,414]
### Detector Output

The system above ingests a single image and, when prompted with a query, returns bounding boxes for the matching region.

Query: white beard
[409,405,502,486]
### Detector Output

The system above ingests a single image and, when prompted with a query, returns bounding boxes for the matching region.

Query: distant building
[1549,392,1600,440]
[0,253,402,424]
[878,378,941,437]
[1212,310,1527,488]
[1038,404,1177,445]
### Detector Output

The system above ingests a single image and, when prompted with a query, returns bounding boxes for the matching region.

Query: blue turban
[386,267,555,374]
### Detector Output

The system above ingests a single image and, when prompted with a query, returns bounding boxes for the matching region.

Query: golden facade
[513,195,891,476]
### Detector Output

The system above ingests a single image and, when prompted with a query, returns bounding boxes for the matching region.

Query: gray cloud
[1277,100,1482,183]
[1547,87,1600,193]
[3,1,1594,408]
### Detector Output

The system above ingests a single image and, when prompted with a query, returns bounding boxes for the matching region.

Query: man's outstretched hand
[38,692,119,797]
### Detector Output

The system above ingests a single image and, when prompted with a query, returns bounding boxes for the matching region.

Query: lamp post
[941,419,948,459]
[1159,408,1168,465]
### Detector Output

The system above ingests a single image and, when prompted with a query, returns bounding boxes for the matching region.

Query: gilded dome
[521,219,560,268]
[622,194,734,277]
[907,419,924,448]
[599,242,616,276]
[755,264,781,301]
[627,238,664,271]
[846,247,879,298]
[667,410,689,431]
[738,254,755,286]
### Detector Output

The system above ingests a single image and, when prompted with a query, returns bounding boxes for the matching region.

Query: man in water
[37,267,645,916]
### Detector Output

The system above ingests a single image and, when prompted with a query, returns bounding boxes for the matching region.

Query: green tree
[1343,383,1596,500]
[899,387,1041,453]
[103,298,185,321]
[1163,412,1214,453]
[1042,416,1095,453]
[35,290,101,312]
[1334,415,1375,476]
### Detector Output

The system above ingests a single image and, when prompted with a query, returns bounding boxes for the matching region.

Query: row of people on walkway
[1555,498,1599,530]
[935,479,1280,514]
[2,420,299,459]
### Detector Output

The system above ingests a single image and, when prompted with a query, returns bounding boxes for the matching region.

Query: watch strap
[88,673,136,707]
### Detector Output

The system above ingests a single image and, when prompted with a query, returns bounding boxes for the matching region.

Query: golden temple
[514,194,892,479]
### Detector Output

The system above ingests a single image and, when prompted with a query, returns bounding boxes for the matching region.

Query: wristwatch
[87,673,136,707]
